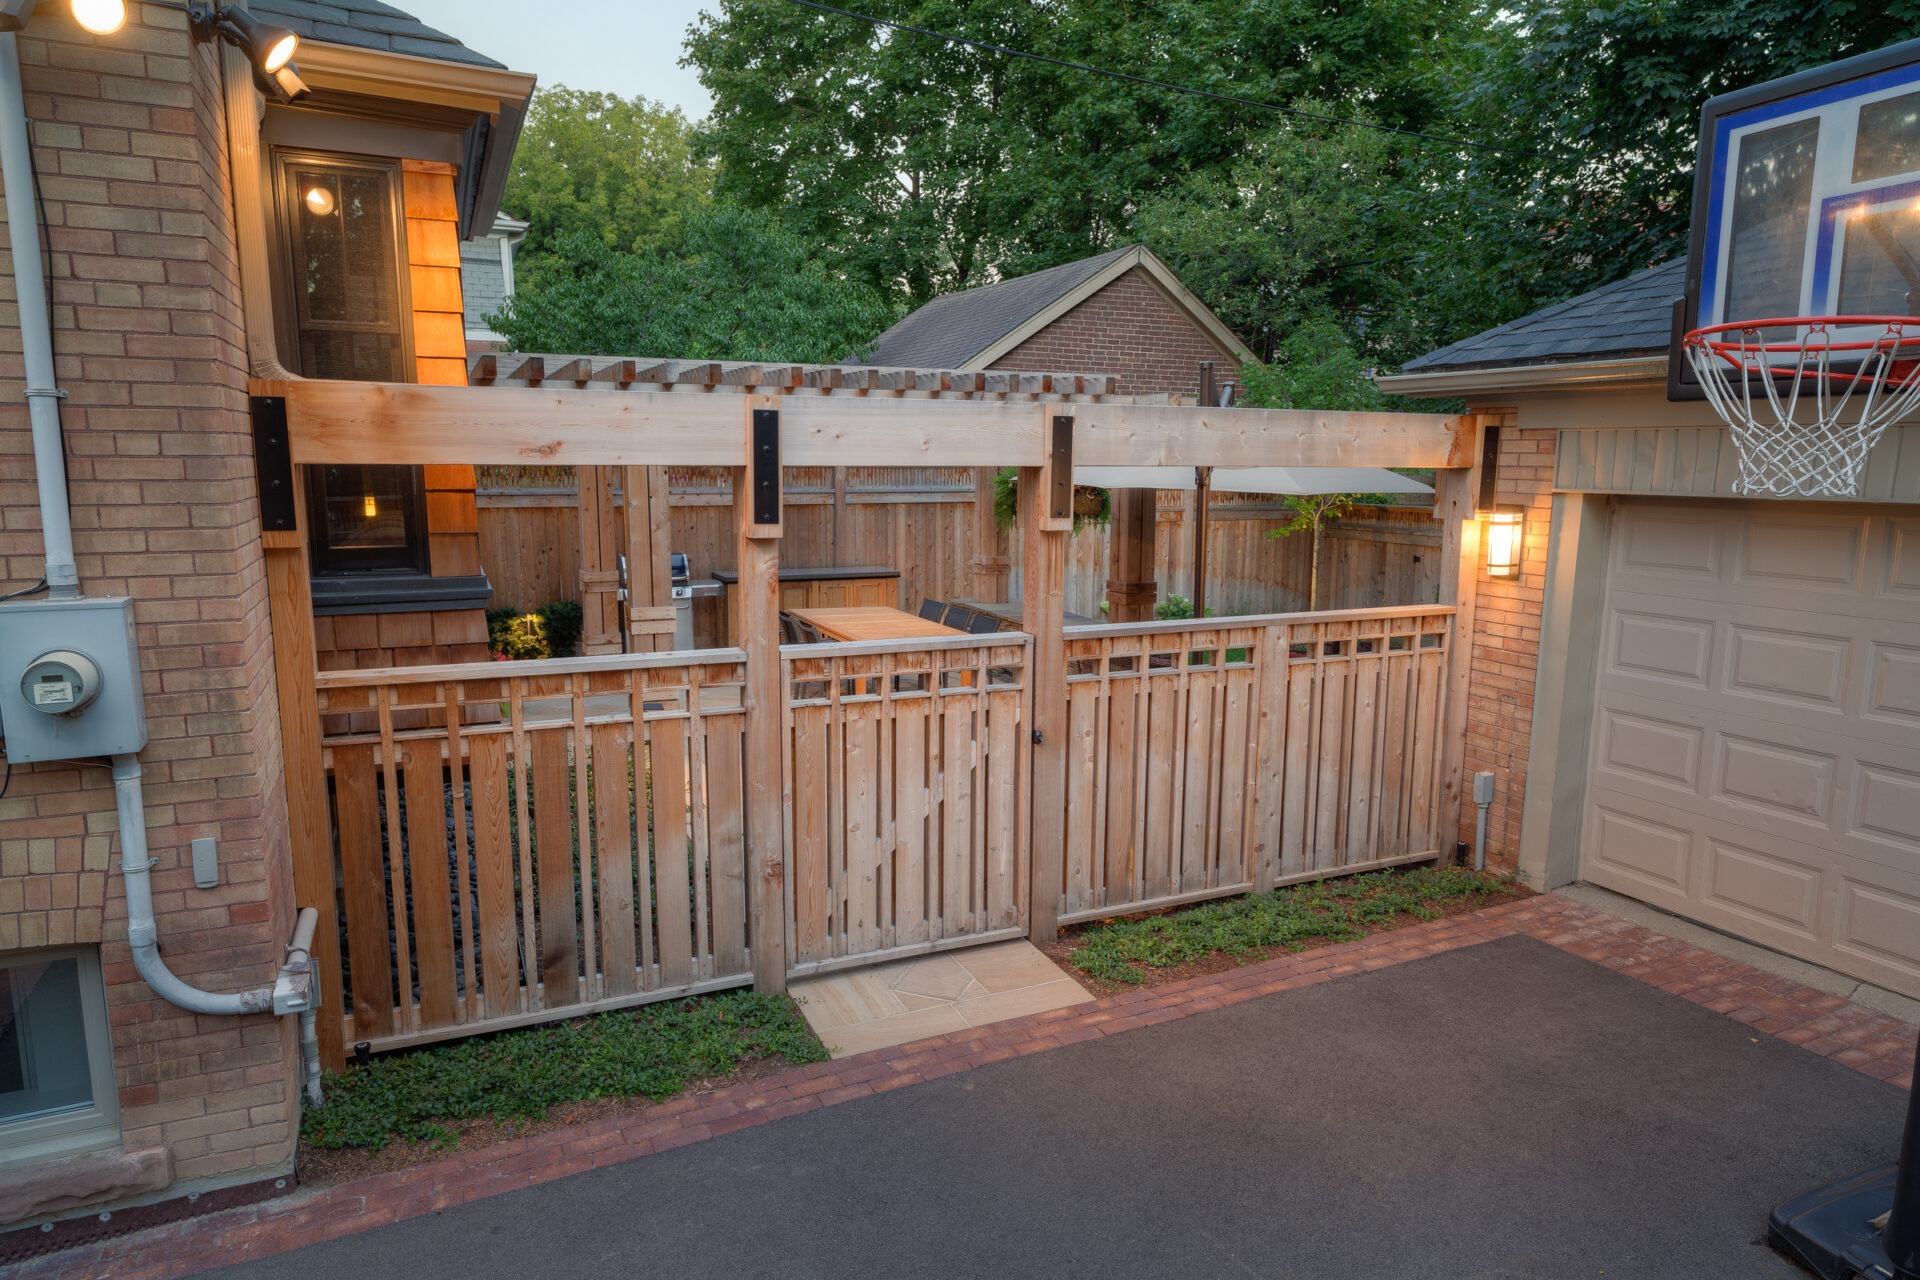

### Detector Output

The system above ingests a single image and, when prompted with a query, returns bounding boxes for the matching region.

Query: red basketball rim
[1683,315,1920,383]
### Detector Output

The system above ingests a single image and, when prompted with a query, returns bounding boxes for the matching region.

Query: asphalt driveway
[211,935,1907,1279]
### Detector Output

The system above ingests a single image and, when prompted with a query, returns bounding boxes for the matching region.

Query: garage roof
[251,0,505,69]
[1400,259,1685,375]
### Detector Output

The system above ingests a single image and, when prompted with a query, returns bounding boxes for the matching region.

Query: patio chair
[943,606,976,631]
[967,612,1002,635]
[779,613,805,645]
[917,599,947,621]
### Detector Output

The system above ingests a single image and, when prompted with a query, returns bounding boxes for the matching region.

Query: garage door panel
[1583,800,1693,895]
[1734,513,1868,594]
[1704,837,1824,940]
[1585,499,1920,999]
[1606,608,1715,687]
[1596,708,1703,792]
[1725,624,1851,713]
[1834,878,1920,992]
[1716,733,1835,825]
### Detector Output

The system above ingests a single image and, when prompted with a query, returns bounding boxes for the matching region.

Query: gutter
[1375,355,1669,399]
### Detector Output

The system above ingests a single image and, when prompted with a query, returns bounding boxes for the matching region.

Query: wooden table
[788,605,962,643]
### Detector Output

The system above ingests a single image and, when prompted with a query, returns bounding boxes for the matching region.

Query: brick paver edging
[15,894,1917,1280]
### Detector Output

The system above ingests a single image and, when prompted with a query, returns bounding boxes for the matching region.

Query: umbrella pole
[1193,466,1211,619]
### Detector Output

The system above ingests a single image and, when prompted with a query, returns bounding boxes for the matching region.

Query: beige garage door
[1581,498,1920,998]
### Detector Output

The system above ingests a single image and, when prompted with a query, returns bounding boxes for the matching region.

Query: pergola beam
[258,377,1473,471]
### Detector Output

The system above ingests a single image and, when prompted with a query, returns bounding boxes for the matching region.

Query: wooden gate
[783,633,1032,976]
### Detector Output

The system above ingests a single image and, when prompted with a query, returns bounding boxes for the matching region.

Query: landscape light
[70,0,124,34]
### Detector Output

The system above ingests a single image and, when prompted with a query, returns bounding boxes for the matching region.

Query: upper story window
[276,152,427,576]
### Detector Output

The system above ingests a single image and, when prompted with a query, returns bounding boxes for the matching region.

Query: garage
[1580,497,1920,997]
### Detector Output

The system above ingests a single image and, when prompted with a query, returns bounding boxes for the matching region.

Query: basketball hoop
[1681,316,1920,498]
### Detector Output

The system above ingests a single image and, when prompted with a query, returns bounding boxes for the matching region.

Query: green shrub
[487,607,551,661]
[537,599,584,657]
[302,991,827,1151]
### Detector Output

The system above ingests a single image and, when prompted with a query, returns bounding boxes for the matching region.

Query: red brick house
[0,0,531,1238]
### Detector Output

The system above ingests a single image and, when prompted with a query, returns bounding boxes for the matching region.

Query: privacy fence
[475,467,1441,627]
[310,604,1453,1054]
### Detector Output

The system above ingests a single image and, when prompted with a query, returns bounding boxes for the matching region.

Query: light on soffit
[71,0,125,35]
[303,184,335,217]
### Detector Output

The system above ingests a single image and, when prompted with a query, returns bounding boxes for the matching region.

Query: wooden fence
[313,649,755,1053]
[1056,606,1455,924]
[783,634,1032,976]
[475,468,1440,624]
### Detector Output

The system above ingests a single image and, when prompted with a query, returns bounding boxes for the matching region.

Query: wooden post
[1191,466,1212,619]
[1022,412,1072,942]
[1104,487,1157,622]
[1433,418,1486,863]
[263,527,344,1069]
[737,398,788,989]
[970,466,1010,601]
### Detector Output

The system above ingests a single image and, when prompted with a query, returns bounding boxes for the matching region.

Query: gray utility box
[0,596,148,764]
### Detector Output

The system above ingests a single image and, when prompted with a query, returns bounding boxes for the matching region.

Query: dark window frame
[271,149,429,578]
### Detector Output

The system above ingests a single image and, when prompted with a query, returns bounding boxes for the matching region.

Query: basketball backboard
[1672,36,1920,399]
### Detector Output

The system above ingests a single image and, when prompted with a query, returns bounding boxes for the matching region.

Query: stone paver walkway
[792,939,1092,1056]
[11,892,1916,1280]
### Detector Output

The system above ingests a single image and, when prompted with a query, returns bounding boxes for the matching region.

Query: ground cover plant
[302,991,827,1152]
[1064,866,1516,985]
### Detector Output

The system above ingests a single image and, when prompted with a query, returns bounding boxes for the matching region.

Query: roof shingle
[251,0,504,69]
[1401,258,1685,373]
[862,247,1136,368]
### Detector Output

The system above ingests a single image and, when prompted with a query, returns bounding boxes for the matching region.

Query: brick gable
[988,266,1240,397]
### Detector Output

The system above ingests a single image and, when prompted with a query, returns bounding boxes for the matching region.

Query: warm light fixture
[184,1,297,82]
[1484,505,1525,579]
[303,185,336,217]
[70,0,124,34]
[361,494,378,519]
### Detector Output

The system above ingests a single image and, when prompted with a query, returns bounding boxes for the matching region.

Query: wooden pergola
[253,360,1485,1064]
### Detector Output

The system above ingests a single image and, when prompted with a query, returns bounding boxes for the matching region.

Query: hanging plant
[991,466,1111,534]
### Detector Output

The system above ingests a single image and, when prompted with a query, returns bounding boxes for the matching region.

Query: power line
[778,0,1539,158]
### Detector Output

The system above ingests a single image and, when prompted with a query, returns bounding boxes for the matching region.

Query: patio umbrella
[1074,466,1435,614]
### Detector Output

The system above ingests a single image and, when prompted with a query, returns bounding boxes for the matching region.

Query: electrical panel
[0,596,147,764]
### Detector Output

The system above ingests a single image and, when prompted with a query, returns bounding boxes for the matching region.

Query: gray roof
[863,247,1135,368]
[1402,258,1686,373]
[251,0,505,69]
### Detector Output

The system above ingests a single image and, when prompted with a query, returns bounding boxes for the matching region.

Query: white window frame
[0,946,121,1166]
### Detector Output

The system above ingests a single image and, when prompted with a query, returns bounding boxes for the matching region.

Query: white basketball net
[1683,318,1920,498]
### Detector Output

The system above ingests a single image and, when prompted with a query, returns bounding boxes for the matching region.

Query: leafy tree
[1269,493,1356,611]
[504,86,713,268]
[489,204,896,364]
[1446,2,1920,305]
[683,0,1483,309]
[1234,319,1387,412]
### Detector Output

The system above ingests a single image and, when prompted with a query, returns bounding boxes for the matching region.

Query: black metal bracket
[751,408,781,527]
[249,395,296,533]
[1047,415,1074,522]
[1476,421,1501,512]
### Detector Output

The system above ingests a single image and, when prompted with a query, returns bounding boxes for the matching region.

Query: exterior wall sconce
[1484,505,1525,579]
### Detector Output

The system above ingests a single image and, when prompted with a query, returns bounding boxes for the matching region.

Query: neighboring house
[460,212,528,351]
[1380,256,1920,1001]
[0,0,531,1234]
[866,245,1255,619]
[864,244,1252,398]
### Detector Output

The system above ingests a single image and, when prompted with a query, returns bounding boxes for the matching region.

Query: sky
[396,0,717,119]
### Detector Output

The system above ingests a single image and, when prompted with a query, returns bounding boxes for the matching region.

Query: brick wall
[1460,412,1554,870]
[989,266,1239,396]
[0,4,299,1207]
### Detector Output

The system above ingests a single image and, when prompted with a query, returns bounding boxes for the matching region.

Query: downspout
[1,26,321,1094]
[0,30,76,599]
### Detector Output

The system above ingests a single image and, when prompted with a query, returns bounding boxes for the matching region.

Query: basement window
[0,948,119,1166]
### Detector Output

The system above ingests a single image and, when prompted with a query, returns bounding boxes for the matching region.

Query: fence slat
[592,722,638,997]
[333,743,393,1039]
[706,717,748,976]
[467,731,521,1019]
[401,749,458,1028]
[531,730,579,1007]
[649,716,695,986]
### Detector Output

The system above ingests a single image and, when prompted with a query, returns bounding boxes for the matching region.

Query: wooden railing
[314,649,754,1052]
[782,634,1032,975]
[1056,605,1456,923]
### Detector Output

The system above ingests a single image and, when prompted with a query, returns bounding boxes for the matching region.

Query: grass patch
[302,991,828,1152]
[1066,866,1516,985]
